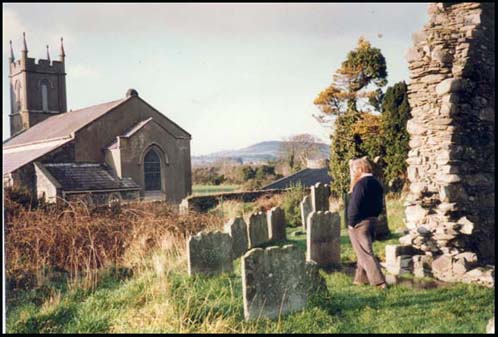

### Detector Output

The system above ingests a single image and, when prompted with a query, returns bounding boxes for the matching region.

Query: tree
[380,81,411,192]
[279,134,323,174]
[314,37,387,196]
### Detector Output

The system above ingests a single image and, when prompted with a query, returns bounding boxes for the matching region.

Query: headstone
[187,231,233,276]
[300,195,312,230]
[310,183,330,212]
[245,211,270,249]
[306,211,341,266]
[241,245,309,321]
[267,207,286,241]
[224,217,249,259]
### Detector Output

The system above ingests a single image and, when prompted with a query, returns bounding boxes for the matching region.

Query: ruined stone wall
[403,2,495,280]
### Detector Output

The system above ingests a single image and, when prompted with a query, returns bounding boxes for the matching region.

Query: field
[192,184,241,196]
[5,197,495,333]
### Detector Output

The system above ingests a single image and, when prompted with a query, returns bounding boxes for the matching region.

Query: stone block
[187,231,233,276]
[412,254,433,278]
[267,206,286,241]
[241,245,309,321]
[487,317,494,334]
[435,78,463,96]
[224,217,249,259]
[300,195,312,230]
[246,212,270,249]
[306,211,341,266]
[432,254,453,279]
[311,183,330,212]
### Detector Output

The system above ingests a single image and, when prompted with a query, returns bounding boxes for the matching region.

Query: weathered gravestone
[306,211,341,266]
[343,192,390,240]
[245,211,270,249]
[187,231,233,276]
[267,207,286,241]
[300,195,312,230]
[224,216,249,259]
[241,245,311,321]
[311,182,330,212]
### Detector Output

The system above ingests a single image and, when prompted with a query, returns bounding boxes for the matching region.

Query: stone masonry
[403,3,495,284]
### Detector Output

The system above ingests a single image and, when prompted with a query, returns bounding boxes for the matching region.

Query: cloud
[69,64,102,79]
[2,8,28,54]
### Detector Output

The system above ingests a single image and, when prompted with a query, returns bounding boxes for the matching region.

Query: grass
[192,184,240,196]
[6,198,495,333]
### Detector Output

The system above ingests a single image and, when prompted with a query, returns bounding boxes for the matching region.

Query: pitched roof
[41,162,140,192]
[3,98,127,148]
[106,118,153,150]
[3,137,73,175]
[261,168,332,190]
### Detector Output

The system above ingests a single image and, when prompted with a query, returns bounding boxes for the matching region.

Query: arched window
[14,81,21,112]
[41,80,49,111]
[144,149,162,191]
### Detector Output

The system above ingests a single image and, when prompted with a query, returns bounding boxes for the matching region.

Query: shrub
[280,183,307,227]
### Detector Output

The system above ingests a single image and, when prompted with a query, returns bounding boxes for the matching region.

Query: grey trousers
[348,217,386,286]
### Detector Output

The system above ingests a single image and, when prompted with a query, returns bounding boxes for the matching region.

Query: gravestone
[245,211,270,249]
[311,183,330,212]
[306,211,341,266]
[241,245,309,321]
[187,231,233,276]
[267,207,286,241]
[224,217,249,259]
[300,195,312,230]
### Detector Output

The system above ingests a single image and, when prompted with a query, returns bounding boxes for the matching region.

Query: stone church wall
[402,2,494,281]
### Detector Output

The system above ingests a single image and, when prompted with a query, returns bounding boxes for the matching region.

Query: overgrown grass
[6,196,494,333]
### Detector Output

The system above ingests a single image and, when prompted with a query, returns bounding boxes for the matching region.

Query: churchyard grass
[6,197,494,333]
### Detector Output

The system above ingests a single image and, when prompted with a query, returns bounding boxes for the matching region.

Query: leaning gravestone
[306,211,341,266]
[267,207,286,241]
[311,183,330,212]
[187,231,233,276]
[241,245,309,321]
[246,211,270,249]
[300,195,312,230]
[224,217,249,259]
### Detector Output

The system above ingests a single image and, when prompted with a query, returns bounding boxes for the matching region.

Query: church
[3,34,192,206]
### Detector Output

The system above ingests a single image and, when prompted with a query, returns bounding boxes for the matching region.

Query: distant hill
[192,140,329,167]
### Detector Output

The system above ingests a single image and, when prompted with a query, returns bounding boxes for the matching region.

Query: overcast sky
[2,3,429,155]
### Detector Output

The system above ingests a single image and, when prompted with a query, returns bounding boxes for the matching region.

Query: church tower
[9,33,68,136]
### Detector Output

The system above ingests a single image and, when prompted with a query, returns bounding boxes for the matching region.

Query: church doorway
[144,149,162,191]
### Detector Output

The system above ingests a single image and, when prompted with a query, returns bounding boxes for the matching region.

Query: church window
[41,80,49,111]
[144,149,162,191]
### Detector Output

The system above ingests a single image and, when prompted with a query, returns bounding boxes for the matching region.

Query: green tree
[380,81,411,192]
[314,37,387,196]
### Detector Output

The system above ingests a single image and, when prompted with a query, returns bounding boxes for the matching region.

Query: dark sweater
[347,175,384,227]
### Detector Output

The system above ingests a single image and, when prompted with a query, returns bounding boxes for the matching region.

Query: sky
[2,3,429,155]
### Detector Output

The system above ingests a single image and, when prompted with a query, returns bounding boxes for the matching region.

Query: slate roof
[42,162,140,192]
[3,138,73,175]
[3,98,127,148]
[261,168,332,190]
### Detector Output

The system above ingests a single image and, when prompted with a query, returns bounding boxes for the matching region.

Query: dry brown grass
[5,191,223,291]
